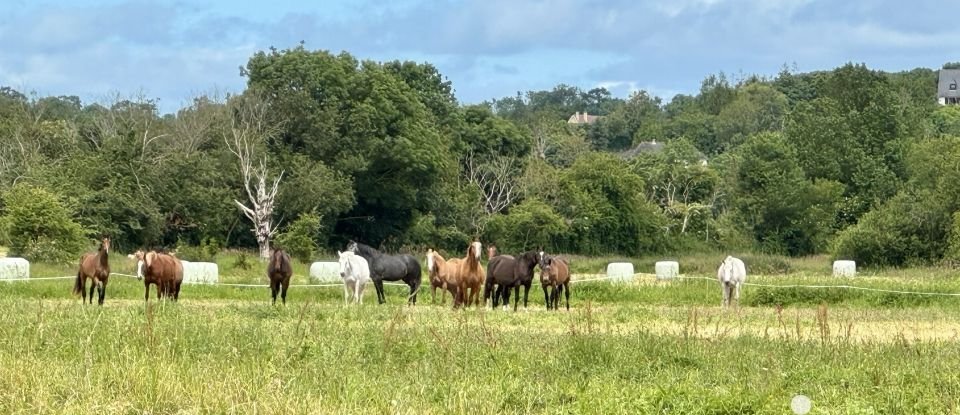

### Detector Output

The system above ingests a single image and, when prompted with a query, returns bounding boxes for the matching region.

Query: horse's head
[487,244,497,260]
[468,241,482,262]
[144,251,158,268]
[346,240,358,253]
[541,255,553,273]
[337,250,354,279]
[426,249,435,272]
[518,250,540,270]
[100,237,111,254]
[719,256,734,283]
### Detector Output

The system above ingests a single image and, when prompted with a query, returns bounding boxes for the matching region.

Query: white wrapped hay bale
[655,261,679,280]
[606,262,635,282]
[0,258,29,280]
[310,262,340,283]
[833,260,856,277]
[181,261,219,284]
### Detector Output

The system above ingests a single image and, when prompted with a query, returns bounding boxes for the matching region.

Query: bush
[275,211,322,263]
[1,185,87,263]
[176,237,221,262]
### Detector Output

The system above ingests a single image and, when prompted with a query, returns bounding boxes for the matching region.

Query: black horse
[347,241,422,305]
[483,250,540,311]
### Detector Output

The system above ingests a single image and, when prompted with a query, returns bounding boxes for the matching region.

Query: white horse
[717,255,746,309]
[338,250,370,305]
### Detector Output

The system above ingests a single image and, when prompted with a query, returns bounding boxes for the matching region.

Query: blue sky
[2,0,959,113]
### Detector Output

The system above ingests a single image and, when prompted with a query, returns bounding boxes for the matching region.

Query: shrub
[1,185,87,263]
[176,237,221,262]
[275,211,322,263]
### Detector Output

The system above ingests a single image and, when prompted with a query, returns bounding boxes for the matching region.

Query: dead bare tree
[222,93,284,260]
[465,155,521,216]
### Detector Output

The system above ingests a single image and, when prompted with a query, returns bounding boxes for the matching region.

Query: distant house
[938,69,960,105]
[567,111,602,124]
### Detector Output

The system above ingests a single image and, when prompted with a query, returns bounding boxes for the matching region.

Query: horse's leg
[98,280,106,306]
[88,280,95,305]
[374,280,385,304]
[734,283,741,309]
[721,284,729,309]
[281,278,290,305]
[503,286,513,311]
[80,277,87,303]
[542,284,550,310]
[523,283,531,310]
[564,283,570,311]
[355,279,363,304]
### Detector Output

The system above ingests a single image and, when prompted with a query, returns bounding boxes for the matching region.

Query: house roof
[567,111,602,124]
[938,69,960,98]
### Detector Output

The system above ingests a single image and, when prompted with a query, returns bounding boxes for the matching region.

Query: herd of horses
[70,238,572,310]
[71,237,744,310]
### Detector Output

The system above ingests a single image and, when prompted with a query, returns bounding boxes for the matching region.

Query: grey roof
[938,69,960,98]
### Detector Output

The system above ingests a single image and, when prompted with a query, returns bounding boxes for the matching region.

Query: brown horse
[483,249,540,311]
[267,249,293,305]
[427,249,463,307]
[73,237,110,305]
[539,254,571,311]
[135,250,183,302]
[458,241,485,307]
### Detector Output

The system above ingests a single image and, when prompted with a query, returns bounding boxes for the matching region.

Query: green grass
[3,251,960,413]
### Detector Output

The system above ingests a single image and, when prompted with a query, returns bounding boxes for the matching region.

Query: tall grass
[3,251,960,413]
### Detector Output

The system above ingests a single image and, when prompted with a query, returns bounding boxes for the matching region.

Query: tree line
[1,45,959,268]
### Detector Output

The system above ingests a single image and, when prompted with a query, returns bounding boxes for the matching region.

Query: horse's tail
[72,270,83,295]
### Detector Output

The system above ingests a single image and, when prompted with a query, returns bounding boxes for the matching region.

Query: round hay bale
[606,262,634,282]
[655,261,679,280]
[310,262,341,283]
[0,258,29,280]
[181,261,218,284]
[833,260,856,277]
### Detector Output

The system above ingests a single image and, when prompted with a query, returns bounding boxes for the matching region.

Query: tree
[223,92,284,259]
[1,185,87,263]
[729,132,842,255]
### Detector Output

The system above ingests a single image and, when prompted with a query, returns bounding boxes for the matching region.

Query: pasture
[2,252,960,414]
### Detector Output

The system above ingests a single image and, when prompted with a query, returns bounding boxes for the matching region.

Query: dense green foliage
[0,185,87,263]
[0,48,956,266]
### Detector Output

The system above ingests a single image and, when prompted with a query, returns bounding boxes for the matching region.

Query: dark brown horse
[73,237,110,305]
[483,249,540,311]
[267,249,293,305]
[135,250,183,302]
[539,254,571,310]
[486,244,498,261]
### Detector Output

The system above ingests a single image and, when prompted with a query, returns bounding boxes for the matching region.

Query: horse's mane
[352,242,380,257]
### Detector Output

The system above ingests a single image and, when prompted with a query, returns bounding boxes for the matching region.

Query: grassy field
[2,252,960,413]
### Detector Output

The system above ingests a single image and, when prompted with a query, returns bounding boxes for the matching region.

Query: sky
[2,0,959,114]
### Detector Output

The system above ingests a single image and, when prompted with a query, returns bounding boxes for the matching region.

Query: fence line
[5,271,960,298]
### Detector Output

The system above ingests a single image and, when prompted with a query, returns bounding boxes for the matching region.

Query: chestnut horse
[427,249,461,307]
[73,237,110,305]
[458,241,485,307]
[539,253,571,310]
[135,250,183,302]
[267,249,293,305]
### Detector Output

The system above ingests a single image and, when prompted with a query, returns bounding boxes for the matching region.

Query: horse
[458,241,485,307]
[426,249,460,306]
[539,253,571,311]
[73,237,110,305]
[717,255,747,309]
[487,244,498,261]
[347,241,422,305]
[338,250,370,305]
[134,250,183,302]
[267,249,293,305]
[483,249,540,311]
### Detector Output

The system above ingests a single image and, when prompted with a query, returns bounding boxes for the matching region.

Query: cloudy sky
[2,0,959,113]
